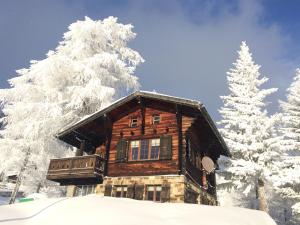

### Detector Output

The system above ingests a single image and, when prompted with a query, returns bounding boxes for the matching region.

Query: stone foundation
[94,175,217,205]
[66,185,76,197]
[64,175,216,205]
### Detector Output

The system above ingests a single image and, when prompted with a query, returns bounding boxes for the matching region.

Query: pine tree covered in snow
[279,69,300,154]
[271,69,300,224]
[0,16,144,194]
[217,41,279,209]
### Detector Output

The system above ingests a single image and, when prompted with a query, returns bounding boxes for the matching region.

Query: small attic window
[130,117,138,127]
[152,114,160,125]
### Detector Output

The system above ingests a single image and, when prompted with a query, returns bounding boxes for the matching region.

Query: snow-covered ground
[0,195,276,225]
[0,196,9,205]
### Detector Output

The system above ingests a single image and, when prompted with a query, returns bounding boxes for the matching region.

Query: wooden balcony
[46,155,105,185]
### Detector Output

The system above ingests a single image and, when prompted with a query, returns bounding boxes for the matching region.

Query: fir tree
[272,69,300,224]
[0,16,144,194]
[217,41,278,209]
[279,68,300,154]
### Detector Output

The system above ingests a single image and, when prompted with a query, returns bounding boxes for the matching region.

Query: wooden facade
[46,91,230,204]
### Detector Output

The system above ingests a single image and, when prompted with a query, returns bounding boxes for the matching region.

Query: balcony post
[75,140,85,156]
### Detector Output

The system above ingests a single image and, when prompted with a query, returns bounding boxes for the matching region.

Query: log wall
[107,107,183,176]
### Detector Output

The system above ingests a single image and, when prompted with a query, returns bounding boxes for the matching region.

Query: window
[152,114,160,124]
[130,117,138,127]
[147,186,162,202]
[140,140,149,160]
[129,138,161,161]
[131,141,139,160]
[115,186,127,198]
[74,185,96,196]
[150,139,160,159]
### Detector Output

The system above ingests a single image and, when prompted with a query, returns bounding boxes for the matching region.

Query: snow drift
[0,195,276,225]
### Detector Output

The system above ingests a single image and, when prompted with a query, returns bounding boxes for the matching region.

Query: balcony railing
[46,155,105,185]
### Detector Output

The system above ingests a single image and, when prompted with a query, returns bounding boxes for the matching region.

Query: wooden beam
[176,104,184,174]
[138,97,146,135]
[104,114,112,176]
[75,140,85,156]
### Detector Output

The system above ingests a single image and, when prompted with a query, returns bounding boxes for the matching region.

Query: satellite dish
[202,156,215,173]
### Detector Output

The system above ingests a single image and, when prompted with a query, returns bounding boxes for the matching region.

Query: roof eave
[198,106,231,157]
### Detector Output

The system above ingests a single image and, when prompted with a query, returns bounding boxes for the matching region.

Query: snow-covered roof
[57,91,230,156]
[0,195,276,225]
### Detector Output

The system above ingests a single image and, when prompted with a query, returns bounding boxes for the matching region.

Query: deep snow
[0,195,276,225]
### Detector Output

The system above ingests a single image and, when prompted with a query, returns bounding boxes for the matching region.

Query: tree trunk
[257,177,268,212]
[9,149,30,204]
[36,183,41,193]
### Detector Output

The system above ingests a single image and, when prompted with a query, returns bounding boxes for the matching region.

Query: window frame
[74,185,96,196]
[115,186,128,198]
[130,140,139,160]
[146,185,162,202]
[152,114,160,125]
[150,138,160,159]
[130,117,138,127]
[129,138,161,161]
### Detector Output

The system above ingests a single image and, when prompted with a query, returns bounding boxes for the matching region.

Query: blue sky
[0,0,299,120]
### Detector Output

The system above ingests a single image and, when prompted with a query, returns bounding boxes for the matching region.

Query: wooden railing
[46,155,105,183]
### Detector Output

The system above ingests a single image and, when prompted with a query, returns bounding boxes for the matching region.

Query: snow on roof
[0,195,276,225]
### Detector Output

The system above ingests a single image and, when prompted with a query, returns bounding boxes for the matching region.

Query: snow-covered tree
[0,16,144,194]
[271,69,300,224]
[279,68,300,154]
[217,41,278,209]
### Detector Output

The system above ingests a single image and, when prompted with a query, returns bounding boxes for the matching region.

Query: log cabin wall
[107,107,181,177]
[181,116,196,174]
[184,118,217,197]
[185,120,205,187]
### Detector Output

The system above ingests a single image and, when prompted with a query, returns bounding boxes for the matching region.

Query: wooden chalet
[46,91,230,204]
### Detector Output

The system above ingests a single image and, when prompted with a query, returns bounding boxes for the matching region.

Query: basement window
[115,186,127,198]
[146,185,162,202]
[74,185,96,196]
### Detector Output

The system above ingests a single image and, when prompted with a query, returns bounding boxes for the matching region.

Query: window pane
[150,146,159,159]
[132,147,139,160]
[82,186,87,196]
[152,115,160,124]
[151,139,160,146]
[131,117,138,127]
[131,141,139,160]
[140,140,149,160]
[156,190,161,202]
[150,139,160,159]
[131,141,139,148]
[74,186,81,196]
[147,186,154,191]
[117,187,122,191]
[116,191,122,197]
[156,186,162,191]
[87,185,92,194]
[147,191,154,201]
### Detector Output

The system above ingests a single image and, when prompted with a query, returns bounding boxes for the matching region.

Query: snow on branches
[0,16,144,193]
[217,41,278,208]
